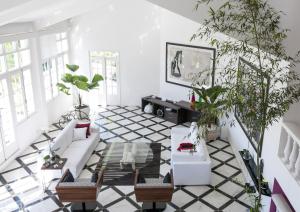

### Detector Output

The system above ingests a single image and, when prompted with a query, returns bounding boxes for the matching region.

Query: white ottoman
[171,126,212,185]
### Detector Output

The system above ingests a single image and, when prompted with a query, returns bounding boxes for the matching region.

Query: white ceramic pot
[206,124,220,141]
[75,104,90,119]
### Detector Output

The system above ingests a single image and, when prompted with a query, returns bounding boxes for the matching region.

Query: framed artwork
[165,42,216,88]
[234,57,269,155]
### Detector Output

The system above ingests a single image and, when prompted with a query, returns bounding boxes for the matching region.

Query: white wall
[69,0,161,106]
[271,0,300,125]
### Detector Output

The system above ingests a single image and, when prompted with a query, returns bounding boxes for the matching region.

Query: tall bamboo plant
[193,0,300,211]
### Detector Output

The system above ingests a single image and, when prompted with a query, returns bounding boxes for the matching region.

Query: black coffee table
[96,142,161,185]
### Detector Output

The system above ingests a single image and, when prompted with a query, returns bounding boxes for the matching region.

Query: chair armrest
[134,169,139,187]
[57,168,70,185]
[96,170,104,187]
[170,169,174,187]
[59,182,96,187]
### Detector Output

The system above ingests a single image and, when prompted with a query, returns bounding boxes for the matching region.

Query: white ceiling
[0,0,114,29]
[146,0,300,56]
[1,0,299,56]
[146,0,224,24]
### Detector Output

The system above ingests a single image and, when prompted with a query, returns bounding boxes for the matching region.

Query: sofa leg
[142,202,166,211]
[71,202,97,212]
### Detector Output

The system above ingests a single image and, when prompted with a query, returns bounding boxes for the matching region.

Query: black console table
[141,96,201,124]
[239,151,271,196]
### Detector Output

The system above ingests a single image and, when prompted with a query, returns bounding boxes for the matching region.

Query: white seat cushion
[62,133,99,177]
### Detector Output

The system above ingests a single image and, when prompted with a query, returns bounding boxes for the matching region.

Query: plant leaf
[88,82,99,89]
[77,75,89,82]
[57,83,70,95]
[92,74,104,83]
[66,64,79,72]
[74,80,89,91]
[62,73,73,83]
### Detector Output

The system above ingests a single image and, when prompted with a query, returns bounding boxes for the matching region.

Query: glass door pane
[50,59,58,97]
[11,73,26,122]
[23,69,35,115]
[105,57,120,105]
[0,79,17,160]
[43,60,52,101]
[90,56,106,106]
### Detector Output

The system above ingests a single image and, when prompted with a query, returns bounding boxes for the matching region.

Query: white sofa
[171,125,212,185]
[51,119,100,178]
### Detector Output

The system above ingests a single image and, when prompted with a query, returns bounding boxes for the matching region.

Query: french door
[90,51,120,106]
[0,79,18,164]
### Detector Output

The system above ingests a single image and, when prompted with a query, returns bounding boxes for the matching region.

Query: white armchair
[171,125,212,185]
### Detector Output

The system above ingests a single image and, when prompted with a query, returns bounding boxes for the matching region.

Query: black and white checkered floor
[0,106,251,212]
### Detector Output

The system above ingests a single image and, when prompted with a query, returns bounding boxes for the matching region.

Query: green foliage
[57,83,70,95]
[92,74,104,83]
[66,64,79,72]
[57,64,103,106]
[193,85,227,127]
[193,0,300,210]
[43,155,50,161]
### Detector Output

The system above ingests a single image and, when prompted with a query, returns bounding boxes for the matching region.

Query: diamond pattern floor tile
[184,186,211,197]
[202,190,231,209]
[97,188,122,206]
[0,105,251,212]
[107,199,137,212]
[214,164,239,178]
[218,181,244,197]
[172,190,194,208]
[185,200,214,212]
[223,201,249,212]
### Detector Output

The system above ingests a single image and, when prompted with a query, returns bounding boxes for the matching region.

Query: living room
[0,0,299,211]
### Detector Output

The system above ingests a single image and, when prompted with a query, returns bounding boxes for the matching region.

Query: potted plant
[57,64,103,118]
[192,85,227,141]
[193,0,300,211]
[43,155,50,163]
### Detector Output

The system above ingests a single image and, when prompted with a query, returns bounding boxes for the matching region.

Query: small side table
[41,158,67,192]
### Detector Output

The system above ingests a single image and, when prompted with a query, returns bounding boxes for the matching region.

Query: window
[0,79,14,144]
[42,32,69,101]
[0,39,35,123]
[56,32,68,53]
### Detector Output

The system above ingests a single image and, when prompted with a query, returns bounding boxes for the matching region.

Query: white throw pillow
[73,127,87,141]
[189,122,198,143]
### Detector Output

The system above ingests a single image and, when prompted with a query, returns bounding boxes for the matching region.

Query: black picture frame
[234,57,268,156]
[165,42,216,88]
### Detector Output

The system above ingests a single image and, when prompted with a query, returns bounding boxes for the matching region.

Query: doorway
[89,51,120,106]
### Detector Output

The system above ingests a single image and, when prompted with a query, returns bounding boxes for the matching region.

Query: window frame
[42,52,69,102]
[0,39,35,124]
[42,32,69,102]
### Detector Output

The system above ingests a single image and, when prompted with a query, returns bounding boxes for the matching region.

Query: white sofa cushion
[189,122,198,143]
[51,119,77,156]
[171,126,206,161]
[62,132,99,177]
[171,137,206,162]
[73,127,87,141]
